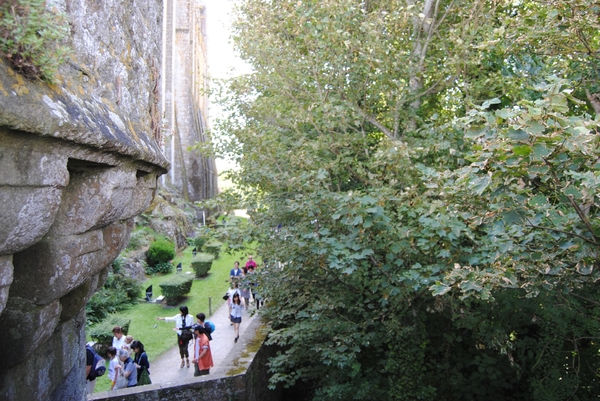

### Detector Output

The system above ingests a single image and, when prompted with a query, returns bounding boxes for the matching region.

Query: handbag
[194,362,201,377]
[180,328,193,342]
[222,293,229,301]
[116,372,128,389]
[138,367,151,385]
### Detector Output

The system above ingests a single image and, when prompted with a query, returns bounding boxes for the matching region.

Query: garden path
[147,294,261,384]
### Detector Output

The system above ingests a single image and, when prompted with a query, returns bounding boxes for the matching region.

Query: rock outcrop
[0,1,167,400]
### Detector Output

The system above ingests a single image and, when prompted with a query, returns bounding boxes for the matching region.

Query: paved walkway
[148,296,261,385]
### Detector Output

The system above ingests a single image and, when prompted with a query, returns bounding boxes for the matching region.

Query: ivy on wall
[0,0,70,82]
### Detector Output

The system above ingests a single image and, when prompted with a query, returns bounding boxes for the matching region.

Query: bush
[86,273,141,324]
[111,256,124,274]
[89,315,131,355]
[126,227,154,251]
[145,261,173,275]
[204,241,222,259]
[191,252,214,278]
[147,237,175,266]
[193,236,208,250]
[159,275,193,306]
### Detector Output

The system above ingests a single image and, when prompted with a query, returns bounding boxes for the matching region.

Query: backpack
[86,345,106,379]
[204,321,215,334]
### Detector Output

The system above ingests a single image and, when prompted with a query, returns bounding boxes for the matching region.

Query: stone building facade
[162,0,218,202]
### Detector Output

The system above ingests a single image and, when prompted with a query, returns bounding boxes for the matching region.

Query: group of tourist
[107,326,151,390]
[157,307,214,377]
[228,255,263,342]
[85,326,150,395]
[86,255,263,395]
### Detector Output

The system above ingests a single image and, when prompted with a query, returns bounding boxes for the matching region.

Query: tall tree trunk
[406,0,439,131]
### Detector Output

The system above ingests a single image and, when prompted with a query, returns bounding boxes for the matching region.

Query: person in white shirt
[112,326,125,350]
[230,292,245,343]
[157,305,194,368]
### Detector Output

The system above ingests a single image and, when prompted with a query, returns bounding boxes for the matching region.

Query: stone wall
[0,1,168,400]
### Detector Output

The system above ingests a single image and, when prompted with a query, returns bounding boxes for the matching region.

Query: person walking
[192,325,214,376]
[230,261,243,283]
[247,266,262,310]
[230,292,245,343]
[240,280,251,310]
[131,340,151,386]
[157,305,194,368]
[227,282,241,325]
[244,255,257,274]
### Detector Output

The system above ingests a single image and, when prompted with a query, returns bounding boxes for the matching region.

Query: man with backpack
[195,312,215,341]
[85,343,106,395]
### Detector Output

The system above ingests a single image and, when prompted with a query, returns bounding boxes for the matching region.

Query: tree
[207,0,600,399]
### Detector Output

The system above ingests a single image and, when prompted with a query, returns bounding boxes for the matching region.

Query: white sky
[202,0,248,178]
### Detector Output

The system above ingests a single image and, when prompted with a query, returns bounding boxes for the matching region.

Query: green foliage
[145,261,173,275]
[159,275,193,306]
[86,273,141,324]
[214,0,600,400]
[203,241,222,259]
[190,252,214,278]
[111,256,124,274]
[193,236,208,250]
[146,237,175,266]
[126,227,156,251]
[88,315,130,350]
[0,0,70,82]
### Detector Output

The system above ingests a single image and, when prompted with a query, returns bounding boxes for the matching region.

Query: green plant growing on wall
[0,0,70,82]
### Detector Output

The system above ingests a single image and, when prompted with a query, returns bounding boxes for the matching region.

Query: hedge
[159,275,194,306]
[203,241,222,259]
[193,236,208,250]
[191,252,214,278]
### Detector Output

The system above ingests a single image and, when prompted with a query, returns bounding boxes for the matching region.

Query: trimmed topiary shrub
[193,236,208,250]
[204,241,222,259]
[89,315,131,355]
[147,237,175,266]
[191,252,214,278]
[159,275,193,306]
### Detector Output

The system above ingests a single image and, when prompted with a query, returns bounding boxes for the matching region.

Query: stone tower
[162,0,219,202]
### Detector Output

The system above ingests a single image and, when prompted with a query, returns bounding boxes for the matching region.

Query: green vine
[0,0,70,82]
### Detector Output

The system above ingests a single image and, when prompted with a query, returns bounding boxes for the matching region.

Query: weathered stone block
[11,230,106,305]
[119,172,158,220]
[0,255,13,315]
[0,186,64,255]
[0,297,61,371]
[51,165,137,235]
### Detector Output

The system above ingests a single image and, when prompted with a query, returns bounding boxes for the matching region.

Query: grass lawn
[91,245,255,393]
